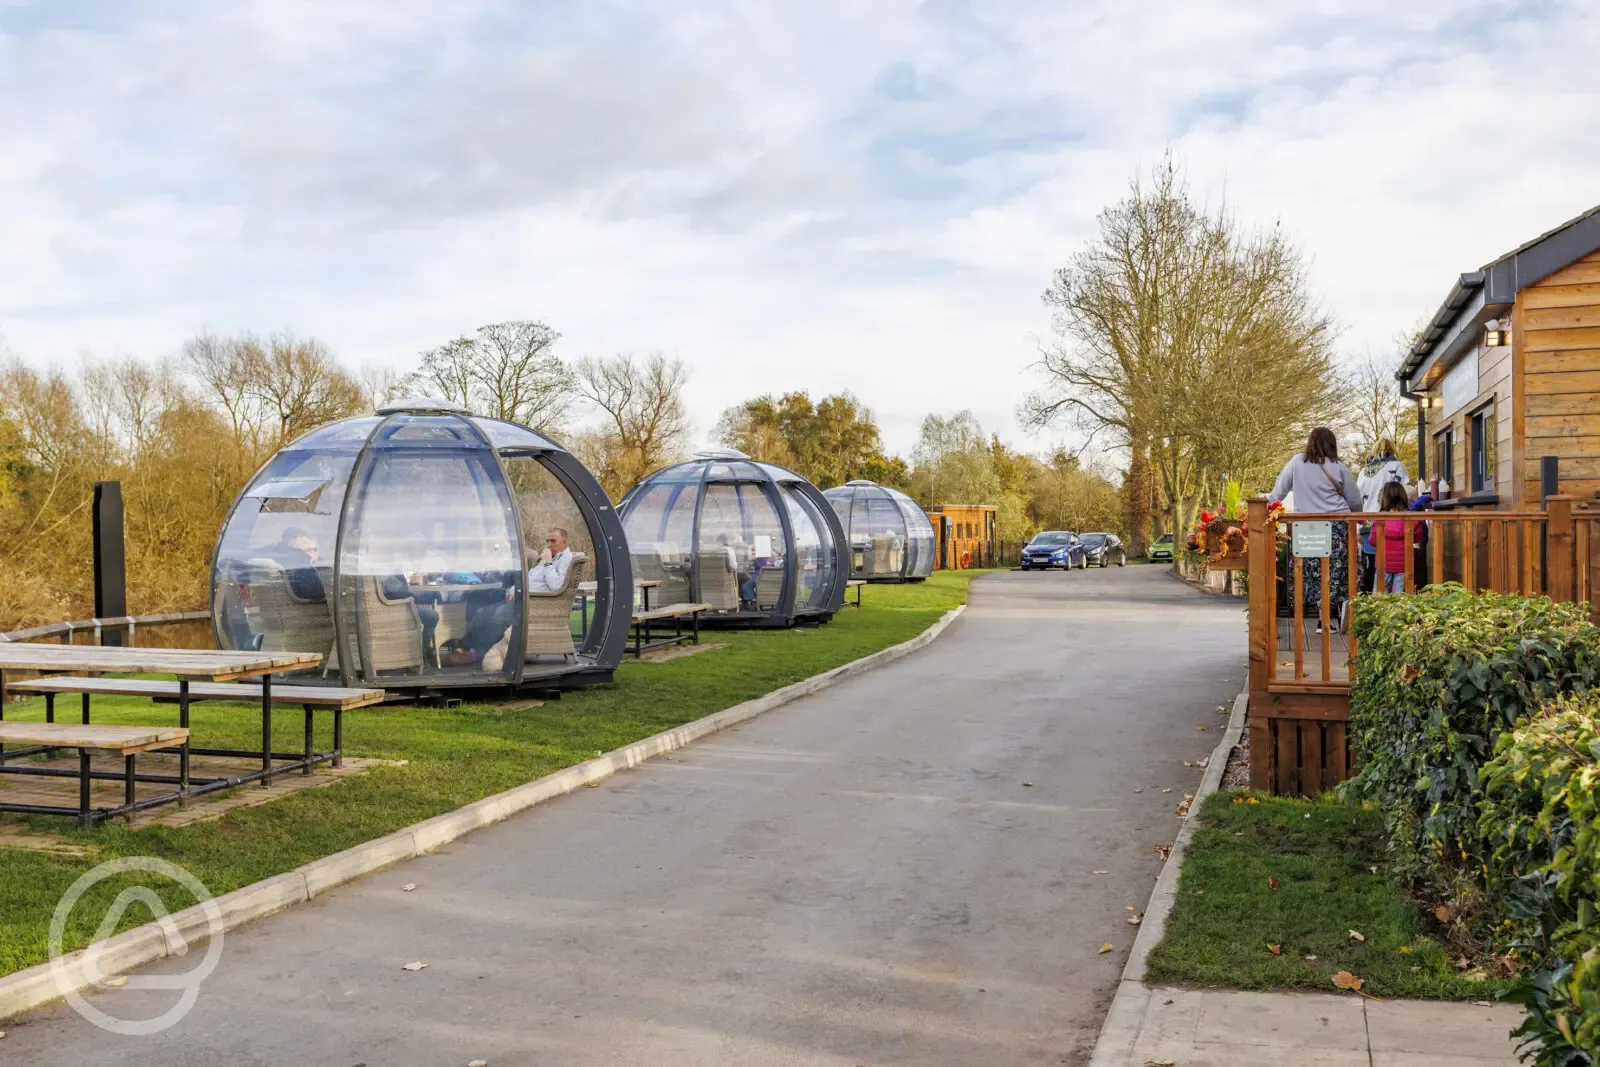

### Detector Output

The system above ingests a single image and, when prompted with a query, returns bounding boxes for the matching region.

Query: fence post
[92,482,127,648]
[1247,497,1274,792]
[1548,495,1575,603]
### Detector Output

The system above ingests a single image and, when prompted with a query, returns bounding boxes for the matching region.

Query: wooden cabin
[1400,204,1600,509]
[927,504,996,569]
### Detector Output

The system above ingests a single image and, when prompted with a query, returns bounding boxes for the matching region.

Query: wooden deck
[1271,616,1352,685]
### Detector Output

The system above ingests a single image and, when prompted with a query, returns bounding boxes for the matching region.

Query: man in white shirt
[528,527,574,593]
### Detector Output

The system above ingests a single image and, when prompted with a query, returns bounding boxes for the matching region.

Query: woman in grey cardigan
[1269,428,1363,631]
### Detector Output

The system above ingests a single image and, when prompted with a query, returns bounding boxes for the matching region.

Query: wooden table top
[576,580,662,593]
[0,645,323,681]
[7,676,386,710]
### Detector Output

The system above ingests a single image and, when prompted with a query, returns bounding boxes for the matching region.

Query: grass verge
[1144,790,1510,1000]
[0,571,984,978]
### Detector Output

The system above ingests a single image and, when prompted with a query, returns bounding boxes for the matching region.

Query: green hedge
[1480,700,1600,1066]
[1346,588,1600,902]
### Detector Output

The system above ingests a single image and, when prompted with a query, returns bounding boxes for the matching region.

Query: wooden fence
[1246,494,1597,795]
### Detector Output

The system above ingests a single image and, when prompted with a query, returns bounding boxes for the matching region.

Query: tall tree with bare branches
[571,353,691,499]
[409,321,570,431]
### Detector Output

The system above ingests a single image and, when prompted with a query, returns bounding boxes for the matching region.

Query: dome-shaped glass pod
[618,449,848,626]
[822,480,936,582]
[210,399,631,691]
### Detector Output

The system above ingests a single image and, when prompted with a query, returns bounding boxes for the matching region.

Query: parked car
[1020,530,1086,570]
[1148,532,1175,561]
[1079,532,1126,567]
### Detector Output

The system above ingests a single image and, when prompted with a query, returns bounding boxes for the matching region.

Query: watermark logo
[49,857,224,1036]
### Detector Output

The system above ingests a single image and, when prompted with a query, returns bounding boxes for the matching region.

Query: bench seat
[0,721,189,755]
[7,676,385,709]
[627,603,709,659]
[630,603,711,624]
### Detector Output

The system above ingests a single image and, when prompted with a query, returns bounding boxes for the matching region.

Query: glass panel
[281,416,381,452]
[859,491,905,577]
[502,455,598,668]
[893,492,935,577]
[212,448,355,670]
[622,482,698,607]
[757,463,800,483]
[697,483,783,615]
[336,439,521,685]
[645,462,701,484]
[471,417,560,452]
[783,487,836,611]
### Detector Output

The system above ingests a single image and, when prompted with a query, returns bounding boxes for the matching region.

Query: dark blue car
[1020,530,1086,570]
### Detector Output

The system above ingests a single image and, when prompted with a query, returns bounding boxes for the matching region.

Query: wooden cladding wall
[1522,251,1600,505]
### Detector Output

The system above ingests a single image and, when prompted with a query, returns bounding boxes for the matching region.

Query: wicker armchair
[247,559,335,668]
[632,544,691,606]
[755,565,786,610]
[355,574,425,681]
[868,534,901,576]
[526,553,587,661]
[697,545,741,612]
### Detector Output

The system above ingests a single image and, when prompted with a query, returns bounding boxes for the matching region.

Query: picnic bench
[0,722,191,826]
[844,579,866,608]
[0,645,367,822]
[628,603,710,658]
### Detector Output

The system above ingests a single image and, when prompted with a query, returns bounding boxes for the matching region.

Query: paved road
[8,567,1244,1066]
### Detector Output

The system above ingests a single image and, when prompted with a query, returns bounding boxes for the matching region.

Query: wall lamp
[1483,319,1508,347]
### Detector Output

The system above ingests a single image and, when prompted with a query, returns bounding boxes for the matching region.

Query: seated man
[528,526,575,593]
[271,526,327,602]
[444,528,575,665]
[379,572,439,656]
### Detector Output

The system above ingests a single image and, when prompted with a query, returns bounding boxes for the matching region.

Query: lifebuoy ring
[959,549,972,569]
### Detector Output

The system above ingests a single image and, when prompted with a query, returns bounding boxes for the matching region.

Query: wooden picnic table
[0,645,326,792]
[845,579,866,608]
[627,603,710,658]
[0,721,193,825]
[572,579,665,642]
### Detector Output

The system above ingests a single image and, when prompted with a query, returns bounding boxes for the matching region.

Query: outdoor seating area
[627,602,710,658]
[0,644,380,825]
[210,399,632,694]
[822,480,935,582]
[618,449,849,627]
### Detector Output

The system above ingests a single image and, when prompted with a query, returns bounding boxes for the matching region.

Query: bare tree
[1023,155,1341,542]
[358,363,408,412]
[1340,336,1423,474]
[410,321,571,431]
[184,331,364,451]
[572,353,690,498]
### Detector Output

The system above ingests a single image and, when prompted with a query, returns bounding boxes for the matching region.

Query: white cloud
[1,0,1597,458]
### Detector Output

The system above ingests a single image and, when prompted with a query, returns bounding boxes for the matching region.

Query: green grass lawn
[1145,790,1509,1000]
[0,572,985,978]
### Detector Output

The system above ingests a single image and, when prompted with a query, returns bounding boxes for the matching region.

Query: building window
[1436,428,1455,496]
[1469,404,1496,494]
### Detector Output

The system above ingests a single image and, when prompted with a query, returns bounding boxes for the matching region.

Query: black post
[1541,457,1559,588]
[92,482,127,647]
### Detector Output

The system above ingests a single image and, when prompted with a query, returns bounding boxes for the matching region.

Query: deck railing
[1245,494,1593,795]
[0,610,211,647]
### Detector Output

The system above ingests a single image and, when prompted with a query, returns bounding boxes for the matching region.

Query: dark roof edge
[1397,203,1600,383]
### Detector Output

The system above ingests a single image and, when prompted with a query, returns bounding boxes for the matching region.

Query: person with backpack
[1357,436,1410,512]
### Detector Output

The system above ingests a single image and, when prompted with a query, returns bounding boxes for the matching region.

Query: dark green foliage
[1345,587,1600,903]
[1480,701,1600,1065]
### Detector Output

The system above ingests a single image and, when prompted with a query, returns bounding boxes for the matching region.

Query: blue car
[1020,530,1086,570]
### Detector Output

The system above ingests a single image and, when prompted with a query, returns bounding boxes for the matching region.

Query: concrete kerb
[0,602,968,1025]
[1087,686,1249,1067]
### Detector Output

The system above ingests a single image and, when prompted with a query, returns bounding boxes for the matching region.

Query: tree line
[0,327,1116,630]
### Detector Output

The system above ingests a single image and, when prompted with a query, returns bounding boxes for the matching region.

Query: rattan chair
[247,559,335,668]
[526,553,587,661]
[698,545,741,612]
[869,534,901,576]
[355,574,425,681]
[755,565,786,610]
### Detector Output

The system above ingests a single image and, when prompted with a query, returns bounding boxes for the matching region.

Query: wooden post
[1548,495,1575,603]
[1247,498,1274,792]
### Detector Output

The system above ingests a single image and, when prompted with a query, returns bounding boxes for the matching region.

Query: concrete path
[1114,986,1524,1066]
[5,567,1245,1066]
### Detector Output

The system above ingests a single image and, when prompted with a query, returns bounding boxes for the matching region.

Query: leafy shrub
[1479,701,1600,1066]
[1346,587,1600,903]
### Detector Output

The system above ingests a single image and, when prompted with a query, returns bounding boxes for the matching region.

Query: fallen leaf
[1021,781,1033,787]
[103,977,127,989]
[1191,889,1205,895]
[1233,796,1245,804]
[1369,866,1379,874]
[469,1061,488,1067]
[1145,1060,1177,1067]
[1127,913,1143,925]
[1332,971,1365,992]
[1183,760,1194,767]
[1466,969,1489,983]
[1435,903,1457,923]
[1304,954,1318,961]
[1092,870,1108,875]
[1161,788,1173,794]
[1134,787,1145,793]
[1196,757,1209,768]
[1398,946,1411,955]
[1151,844,1173,861]
[1268,876,1280,891]
[1099,943,1114,954]
[1455,956,1472,970]
[1348,930,1366,943]
[1247,797,1260,805]
[402,961,428,972]
[1474,1001,1492,1008]
[1196,726,1208,731]
[1126,905,1136,911]
[1267,943,1281,956]
[401,883,417,893]
[1410,966,1422,973]
[1174,796,1192,817]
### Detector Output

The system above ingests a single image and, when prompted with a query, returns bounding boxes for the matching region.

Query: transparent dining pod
[821,480,935,581]
[210,399,631,693]
[617,449,848,626]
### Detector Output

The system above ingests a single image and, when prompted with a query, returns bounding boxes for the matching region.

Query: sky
[2,0,1598,459]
